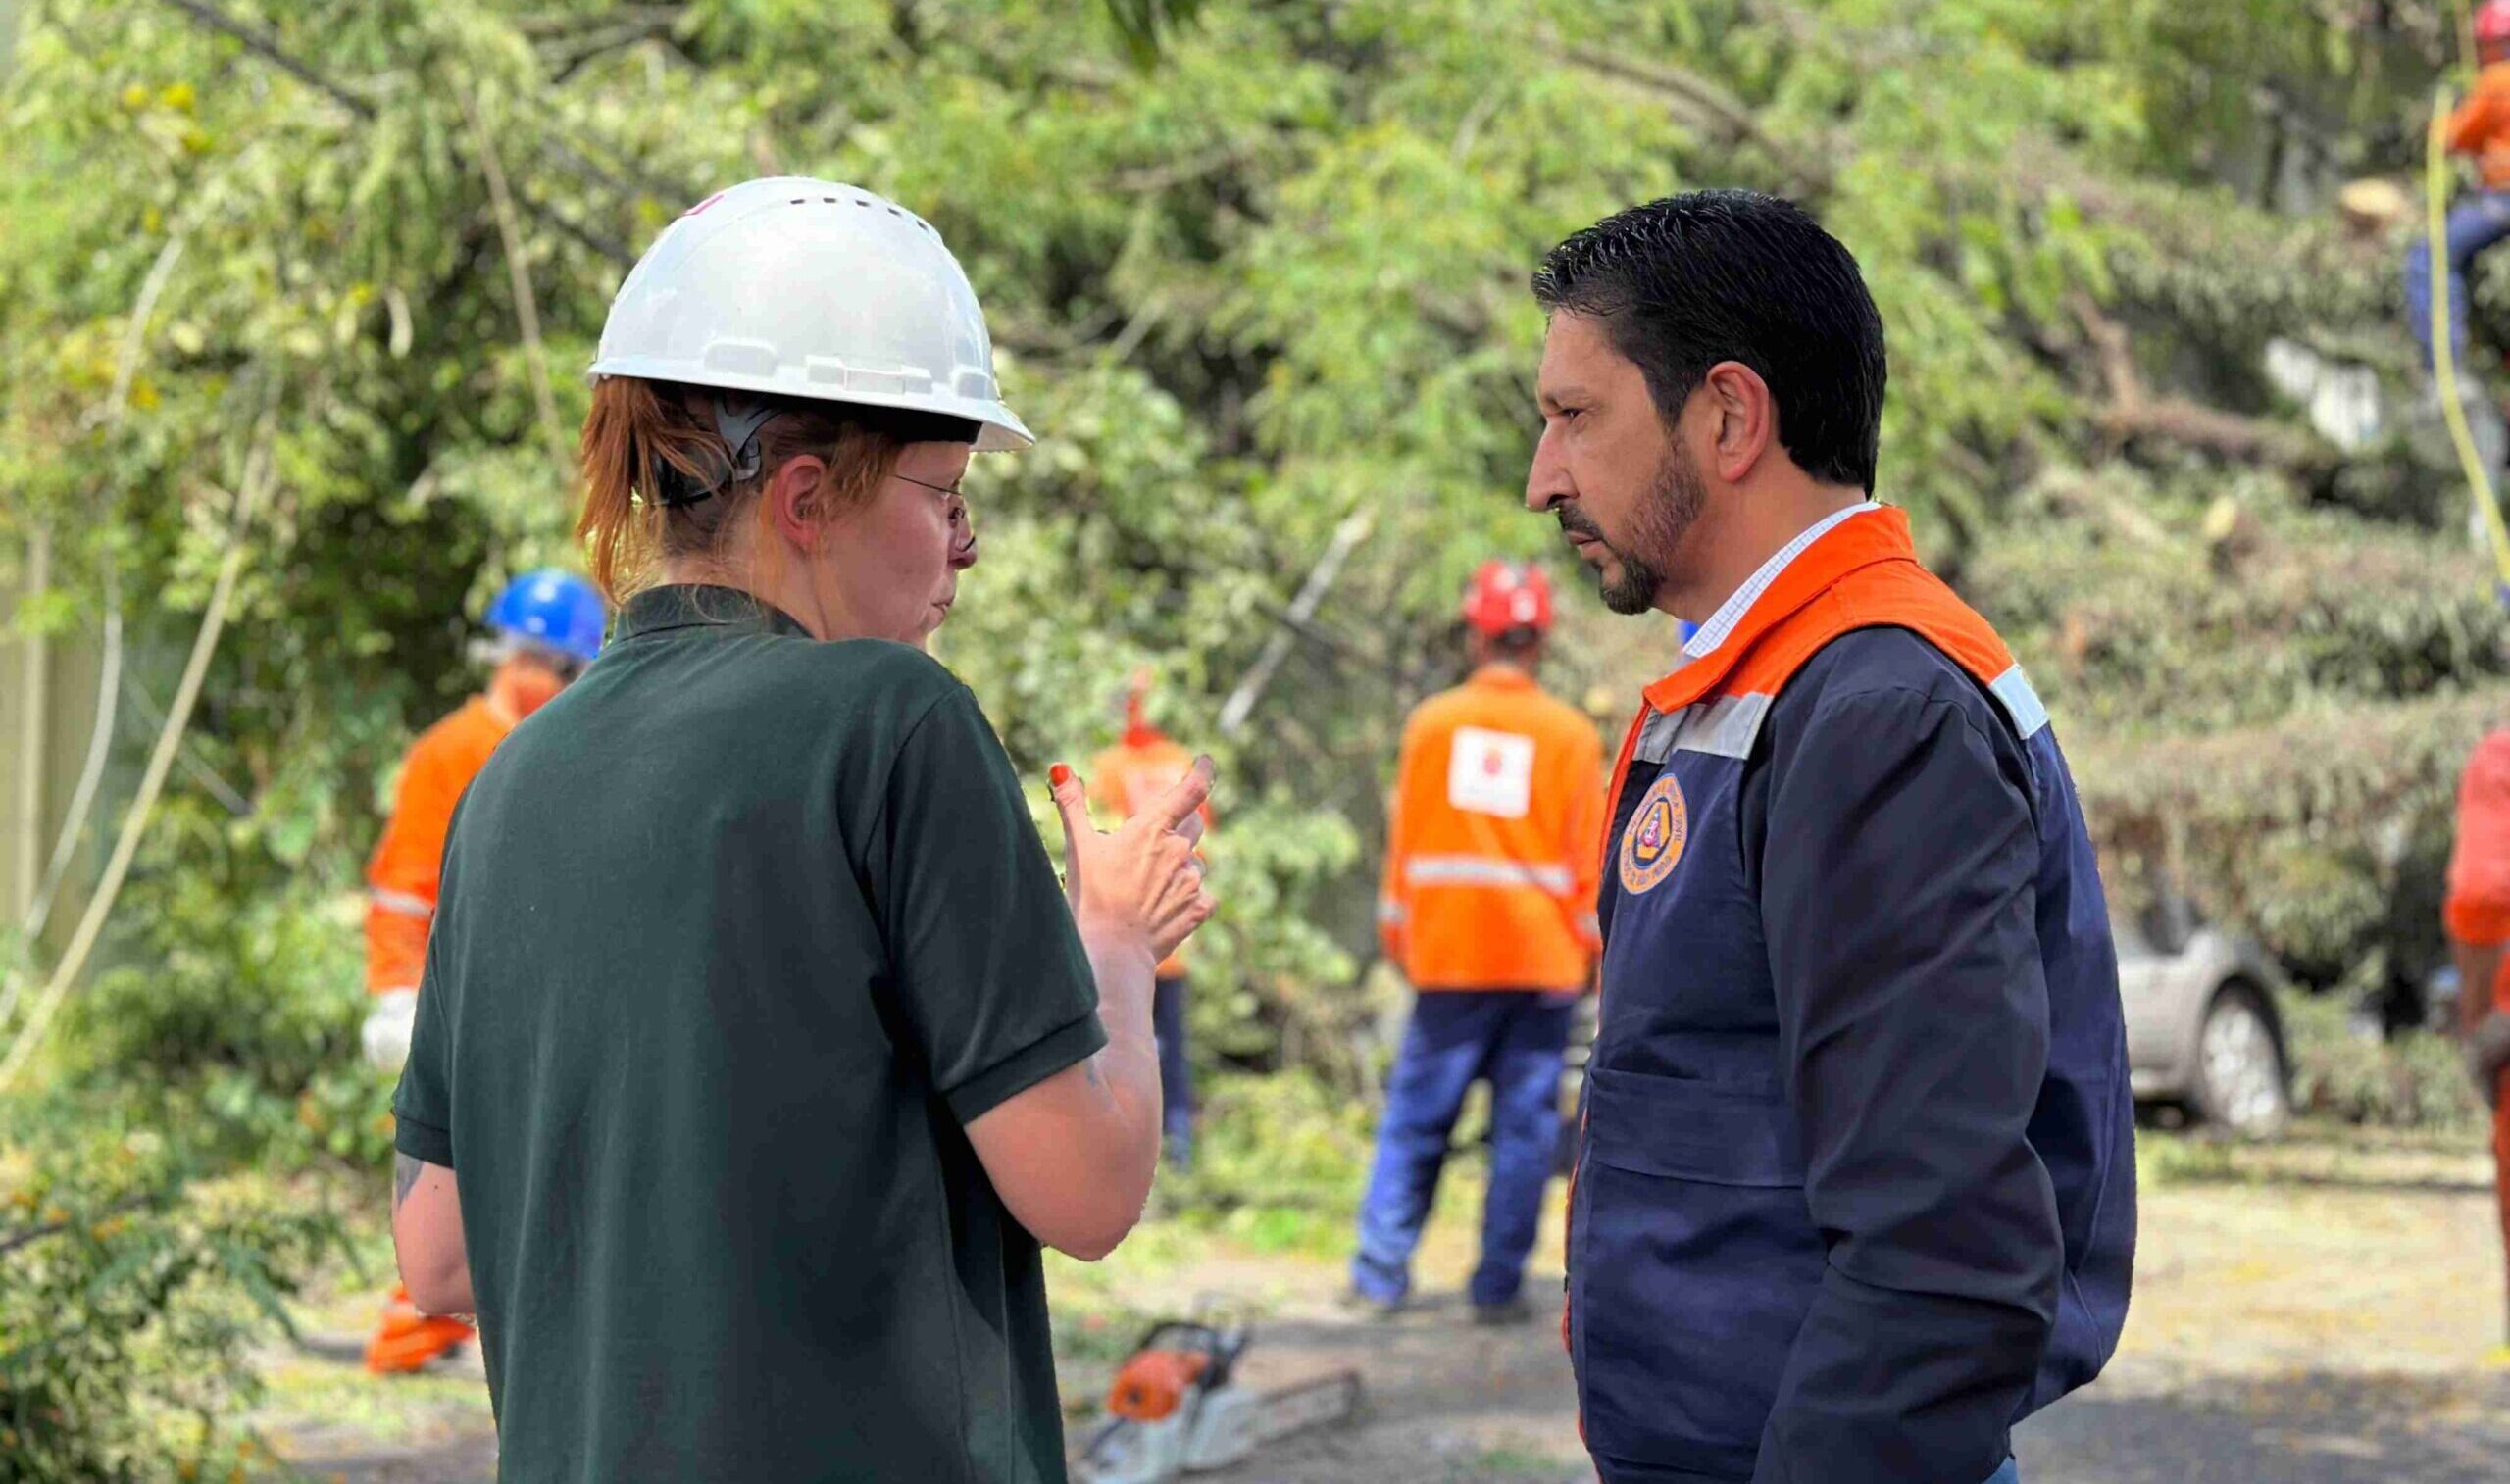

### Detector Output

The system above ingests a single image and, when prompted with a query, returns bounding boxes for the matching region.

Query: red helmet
[1461,560,1554,638]
[2481,0,2510,45]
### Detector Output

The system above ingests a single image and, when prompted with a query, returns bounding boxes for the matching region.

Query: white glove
[362,989,419,1072]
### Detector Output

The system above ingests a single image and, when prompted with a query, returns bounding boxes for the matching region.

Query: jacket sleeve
[2451,80,2507,155]
[2447,730,2510,944]
[1378,721,1420,965]
[365,738,450,997]
[1750,681,2061,1484]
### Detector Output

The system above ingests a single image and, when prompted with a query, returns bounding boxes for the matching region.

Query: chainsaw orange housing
[1107,1349,1210,1422]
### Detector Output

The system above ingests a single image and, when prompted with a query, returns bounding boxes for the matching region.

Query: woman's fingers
[1049,764,1090,894]
[1146,756,1216,833]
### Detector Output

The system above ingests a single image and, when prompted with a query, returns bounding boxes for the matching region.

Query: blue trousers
[2406,190,2510,368]
[1351,990,1574,1308]
[1154,975,1192,1150]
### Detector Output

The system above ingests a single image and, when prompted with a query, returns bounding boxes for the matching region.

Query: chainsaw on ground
[1076,1320,1364,1484]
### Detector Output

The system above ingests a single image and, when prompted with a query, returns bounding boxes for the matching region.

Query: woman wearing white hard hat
[385,178,1214,1480]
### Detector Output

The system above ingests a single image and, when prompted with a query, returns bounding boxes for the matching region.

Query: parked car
[1552,898,2298,1166]
[2116,898,2293,1137]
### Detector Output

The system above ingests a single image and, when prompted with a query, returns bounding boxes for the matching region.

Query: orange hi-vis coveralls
[2451,63,2510,191]
[1350,662,1606,1311]
[367,697,513,997]
[1377,666,1605,991]
[2445,728,2510,1299]
[362,694,511,1375]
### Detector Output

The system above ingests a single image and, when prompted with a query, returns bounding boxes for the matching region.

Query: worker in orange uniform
[1349,561,1605,1323]
[2408,0,2510,371]
[1089,670,1212,1171]
[2445,726,2510,1346]
[361,569,605,1374]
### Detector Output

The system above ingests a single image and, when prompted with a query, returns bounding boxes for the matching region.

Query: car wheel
[2192,982,2290,1138]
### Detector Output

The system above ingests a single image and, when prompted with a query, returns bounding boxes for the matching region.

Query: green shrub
[2281,990,2485,1134]
[57,881,389,1175]
[0,1120,340,1482]
[1160,1071,1374,1254]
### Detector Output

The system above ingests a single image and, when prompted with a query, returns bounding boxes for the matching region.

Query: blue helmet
[485,569,606,664]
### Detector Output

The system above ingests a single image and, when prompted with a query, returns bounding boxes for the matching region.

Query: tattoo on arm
[393,1153,424,1209]
[1083,1055,1105,1089]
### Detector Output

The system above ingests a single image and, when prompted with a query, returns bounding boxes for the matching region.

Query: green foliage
[57,873,393,1174]
[0,1120,339,1482]
[1160,1072,1374,1254]
[1,0,2486,1076]
[0,2,2505,1463]
[2279,989,2486,1132]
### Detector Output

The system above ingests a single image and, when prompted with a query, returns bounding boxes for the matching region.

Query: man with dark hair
[1528,190,2134,1484]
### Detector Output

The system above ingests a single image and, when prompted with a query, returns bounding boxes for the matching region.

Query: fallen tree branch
[149,0,640,265]
[154,0,376,119]
[2073,297,2334,472]
[0,1195,160,1258]
[0,396,280,1092]
[1219,509,1375,737]
[458,85,575,480]
[1551,40,1831,196]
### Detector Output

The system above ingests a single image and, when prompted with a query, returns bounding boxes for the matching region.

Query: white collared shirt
[1682,502,1884,660]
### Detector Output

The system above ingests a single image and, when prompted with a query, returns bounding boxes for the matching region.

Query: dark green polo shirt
[394,584,1105,1483]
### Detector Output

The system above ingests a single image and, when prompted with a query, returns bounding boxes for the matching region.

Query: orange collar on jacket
[1641,506,1921,716]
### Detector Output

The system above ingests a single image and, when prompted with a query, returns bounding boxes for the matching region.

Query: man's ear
[1698,361,1777,485]
[763,456,828,550]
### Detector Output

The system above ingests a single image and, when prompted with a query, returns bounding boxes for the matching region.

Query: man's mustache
[1555,506,1605,543]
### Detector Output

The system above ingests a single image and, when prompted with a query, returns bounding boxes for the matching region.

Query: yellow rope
[2424,88,2510,591]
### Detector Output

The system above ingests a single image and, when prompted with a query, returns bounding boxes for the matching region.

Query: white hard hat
[589,177,1033,451]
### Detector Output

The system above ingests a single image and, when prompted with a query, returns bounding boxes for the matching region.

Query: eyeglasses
[894,470,978,563]
[893,470,968,514]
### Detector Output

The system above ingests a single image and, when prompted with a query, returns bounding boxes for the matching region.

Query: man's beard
[1557,444,1706,616]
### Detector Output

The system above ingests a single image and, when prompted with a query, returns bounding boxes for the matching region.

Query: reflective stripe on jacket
[1380,667,1605,992]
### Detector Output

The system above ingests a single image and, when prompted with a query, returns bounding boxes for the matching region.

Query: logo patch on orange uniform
[1618,774,1688,896]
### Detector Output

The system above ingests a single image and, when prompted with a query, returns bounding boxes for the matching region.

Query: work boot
[1470,1296,1533,1327]
[1336,1285,1405,1320]
[364,1284,476,1374]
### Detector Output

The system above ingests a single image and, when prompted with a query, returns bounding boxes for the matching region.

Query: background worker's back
[1378,672,1602,989]
[1352,561,1604,1321]
[360,569,604,1375]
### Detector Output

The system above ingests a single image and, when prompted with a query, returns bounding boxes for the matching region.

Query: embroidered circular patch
[1618,774,1689,896]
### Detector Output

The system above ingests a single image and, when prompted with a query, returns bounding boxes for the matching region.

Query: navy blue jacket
[1571,512,2134,1484]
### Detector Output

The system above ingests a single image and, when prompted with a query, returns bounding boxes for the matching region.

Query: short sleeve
[880,687,1106,1124]
[392,907,456,1168]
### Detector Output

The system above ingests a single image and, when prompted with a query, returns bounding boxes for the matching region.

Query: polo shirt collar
[615,584,811,642]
